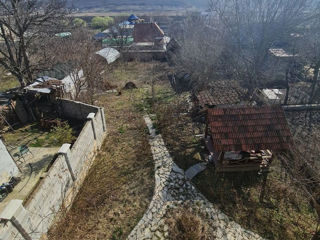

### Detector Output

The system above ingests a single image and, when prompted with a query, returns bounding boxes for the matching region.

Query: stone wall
[0,99,106,240]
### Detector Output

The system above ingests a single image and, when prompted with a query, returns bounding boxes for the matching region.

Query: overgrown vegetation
[165,208,216,240]
[151,85,206,170]
[149,73,319,239]
[48,62,156,239]
[72,17,87,27]
[3,121,77,148]
[91,16,114,29]
[0,67,19,92]
[193,163,317,240]
[30,122,75,147]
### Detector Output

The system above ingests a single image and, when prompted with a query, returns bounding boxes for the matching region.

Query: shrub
[167,210,210,240]
[91,16,114,29]
[73,18,87,27]
[30,138,45,147]
[48,122,75,146]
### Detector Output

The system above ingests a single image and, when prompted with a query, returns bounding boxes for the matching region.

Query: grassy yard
[48,62,157,240]
[0,67,19,91]
[2,121,79,149]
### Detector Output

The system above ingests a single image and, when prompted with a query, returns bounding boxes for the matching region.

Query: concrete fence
[0,99,107,240]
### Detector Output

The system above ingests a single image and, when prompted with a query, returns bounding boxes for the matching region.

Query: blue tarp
[128,14,139,22]
[119,21,131,27]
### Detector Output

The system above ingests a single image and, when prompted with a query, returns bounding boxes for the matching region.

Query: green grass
[3,122,77,149]
[0,67,20,91]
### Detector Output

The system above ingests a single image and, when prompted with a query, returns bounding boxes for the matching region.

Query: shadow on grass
[193,165,317,240]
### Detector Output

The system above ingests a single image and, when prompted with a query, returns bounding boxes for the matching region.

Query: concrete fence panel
[0,100,107,240]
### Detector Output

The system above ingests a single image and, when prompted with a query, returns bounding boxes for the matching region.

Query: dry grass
[165,207,216,240]
[0,66,19,91]
[192,160,318,240]
[149,81,318,239]
[152,84,206,170]
[48,62,159,240]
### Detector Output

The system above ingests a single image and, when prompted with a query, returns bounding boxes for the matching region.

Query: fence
[0,99,106,240]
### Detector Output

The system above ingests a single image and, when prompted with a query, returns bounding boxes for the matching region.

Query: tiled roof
[207,106,292,152]
[196,80,248,107]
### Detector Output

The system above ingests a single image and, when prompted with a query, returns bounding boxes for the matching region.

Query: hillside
[71,0,208,12]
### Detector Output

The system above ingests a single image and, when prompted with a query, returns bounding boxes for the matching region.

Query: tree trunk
[309,62,320,104]
[259,172,268,203]
[284,68,290,105]
[20,35,33,85]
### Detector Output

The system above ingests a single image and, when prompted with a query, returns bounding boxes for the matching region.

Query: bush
[48,122,75,146]
[91,16,114,29]
[73,18,87,27]
[167,210,211,240]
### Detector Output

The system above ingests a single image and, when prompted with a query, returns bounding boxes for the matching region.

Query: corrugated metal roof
[55,32,71,38]
[24,76,62,94]
[269,48,297,58]
[207,106,293,152]
[96,47,120,64]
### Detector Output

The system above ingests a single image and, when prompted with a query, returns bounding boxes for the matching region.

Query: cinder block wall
[59,99,98,120]
[0,99,107,240]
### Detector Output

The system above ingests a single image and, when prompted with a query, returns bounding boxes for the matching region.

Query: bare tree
[208,0,312,91]
[297,5,320,103]
[169,14,227,90]
[169,0,313,93]
[0,0,67,87]
[279,139,320,235]
[53,28,105,103]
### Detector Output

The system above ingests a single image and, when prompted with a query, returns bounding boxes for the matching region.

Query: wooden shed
[205,106,292,172]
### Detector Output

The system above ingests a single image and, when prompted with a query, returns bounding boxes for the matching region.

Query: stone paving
[127,115,264,240]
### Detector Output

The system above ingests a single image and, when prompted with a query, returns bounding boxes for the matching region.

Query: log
[282,104,320,112]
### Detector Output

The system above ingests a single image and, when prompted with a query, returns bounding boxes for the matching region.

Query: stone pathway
[185,162,207,180]
[127,115,264,240]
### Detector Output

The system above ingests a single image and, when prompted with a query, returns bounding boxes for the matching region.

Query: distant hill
[70,0,208,11]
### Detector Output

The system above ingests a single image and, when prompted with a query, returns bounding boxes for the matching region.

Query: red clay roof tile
[207,106,292,152]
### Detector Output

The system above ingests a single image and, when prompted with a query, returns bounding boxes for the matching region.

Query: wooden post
[259,172,268,203]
